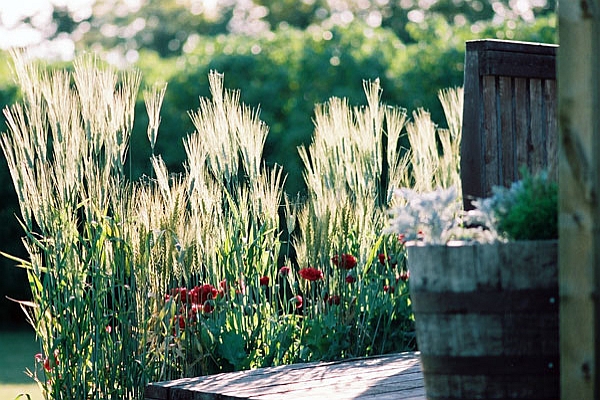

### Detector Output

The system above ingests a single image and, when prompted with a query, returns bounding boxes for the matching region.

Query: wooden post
[558,2,600,398]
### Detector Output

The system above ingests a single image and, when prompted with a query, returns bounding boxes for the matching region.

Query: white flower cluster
[468,179,526,238]
[385,186,460,245]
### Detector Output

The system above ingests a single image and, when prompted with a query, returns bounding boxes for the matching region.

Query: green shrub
[491,170,558,241]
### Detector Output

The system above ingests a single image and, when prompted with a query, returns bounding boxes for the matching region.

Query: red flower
[44,358,51,373]
[177,314,186,329]
[325,294,341,306]
[332,253,357,269]
[279,266,291,276]
[259,276,270,287]
[219,279,228,290]
[345,274,356,284]
[37,350,59,372]
[399,270,410,282]
[299,267,323,281]
[203,301,214,314]
[171,287,188,303]
[105,325,112,334]
[190,284,218,304]
[383,285,395,294]
[293,295,303,309]
[378,253,388,265]
[190,303,200,319]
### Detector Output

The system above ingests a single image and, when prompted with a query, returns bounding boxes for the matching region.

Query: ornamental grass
[1,51,462,399]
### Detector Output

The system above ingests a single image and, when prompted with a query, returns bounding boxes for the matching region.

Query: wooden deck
[144,351,425,400]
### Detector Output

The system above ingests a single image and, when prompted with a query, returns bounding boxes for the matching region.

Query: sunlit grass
[1,49,463,399]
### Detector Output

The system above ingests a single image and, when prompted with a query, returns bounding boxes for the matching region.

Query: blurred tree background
[0,0,556,328]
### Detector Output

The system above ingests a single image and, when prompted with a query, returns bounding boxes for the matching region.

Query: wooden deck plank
[145,352,425,400]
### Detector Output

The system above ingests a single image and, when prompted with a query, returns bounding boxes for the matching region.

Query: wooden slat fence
[461,39,558,207]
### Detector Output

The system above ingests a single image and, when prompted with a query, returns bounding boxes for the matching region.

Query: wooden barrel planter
[407,241,558,400]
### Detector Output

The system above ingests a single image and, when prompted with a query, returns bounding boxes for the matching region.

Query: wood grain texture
[460,48,483,204]
[557,2,599,398]
[407,242,559,400]
[461,39,557,208]
[144,352,425,400]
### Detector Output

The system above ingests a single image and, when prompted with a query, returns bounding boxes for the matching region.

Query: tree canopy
[1,0,556,60]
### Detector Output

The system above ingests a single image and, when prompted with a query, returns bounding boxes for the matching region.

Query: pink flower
[279,266,291,276]
[332,253,357,269]
[299,267,323,281]
[294,295,303,309]
[259,276,270,287]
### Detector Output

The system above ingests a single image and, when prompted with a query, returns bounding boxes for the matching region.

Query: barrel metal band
[410,288,559,314]
[420,355,560,376]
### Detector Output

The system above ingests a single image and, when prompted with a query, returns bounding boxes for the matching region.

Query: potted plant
[386,171,558,400]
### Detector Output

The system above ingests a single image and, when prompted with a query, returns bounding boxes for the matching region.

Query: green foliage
[493,170,558,241]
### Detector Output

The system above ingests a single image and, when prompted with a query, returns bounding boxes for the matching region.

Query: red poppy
[345,274,356,284]
[378,253,388,265]
[279,266,291,276]
[203,301,214,314]
[332,253,357,269]
[259,276,270,287]
[299,267,323,281]
[325,294,341,306]
[171,287,188,303]
[191,284,218,304]
[44,358,52,373]
[383,285,395,294]
[190,303,200,319]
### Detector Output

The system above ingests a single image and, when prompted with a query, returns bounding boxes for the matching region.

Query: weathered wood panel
[408,241,559,400]
[144,352,425,400]
[558,2,600,399]
[461,39,558,208]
